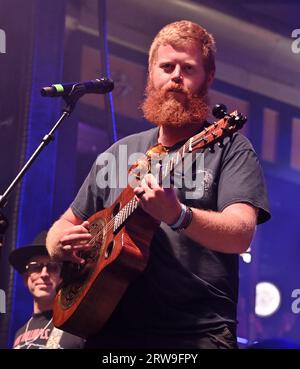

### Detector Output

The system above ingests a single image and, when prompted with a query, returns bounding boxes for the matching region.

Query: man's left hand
[133,173,182,225]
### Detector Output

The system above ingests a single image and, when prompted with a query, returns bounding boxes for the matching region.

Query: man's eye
[184,65,193,72]
[161,64,172,71]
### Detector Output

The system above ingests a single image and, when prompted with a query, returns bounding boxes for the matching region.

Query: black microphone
[41,77,114,97]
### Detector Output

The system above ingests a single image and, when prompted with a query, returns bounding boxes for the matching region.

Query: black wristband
[172,207,193,232]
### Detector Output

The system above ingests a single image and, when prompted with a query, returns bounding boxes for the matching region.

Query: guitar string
[80,119,237,256]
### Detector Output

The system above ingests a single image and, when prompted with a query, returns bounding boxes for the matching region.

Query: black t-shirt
[13,311,85,349]
[71,127,270,347]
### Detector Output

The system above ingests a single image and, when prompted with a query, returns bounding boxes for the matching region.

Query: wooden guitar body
[53,186,159,338]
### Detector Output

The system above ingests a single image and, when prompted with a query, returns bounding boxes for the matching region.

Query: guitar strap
[45,327,64,349]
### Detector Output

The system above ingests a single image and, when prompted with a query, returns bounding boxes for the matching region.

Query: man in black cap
[9,231,85,349]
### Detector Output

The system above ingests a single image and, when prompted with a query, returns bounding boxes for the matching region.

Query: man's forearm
[46,218,75,259]
[182,204,257,254]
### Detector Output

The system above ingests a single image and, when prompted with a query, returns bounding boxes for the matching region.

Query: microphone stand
[0,88,84,243]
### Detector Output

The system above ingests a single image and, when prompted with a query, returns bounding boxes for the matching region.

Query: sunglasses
[25,261,62,274]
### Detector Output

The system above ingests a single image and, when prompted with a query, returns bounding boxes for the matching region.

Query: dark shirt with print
[13,311,85,349]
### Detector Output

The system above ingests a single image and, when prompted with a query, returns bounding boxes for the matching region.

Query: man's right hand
[59,221,93,264]
[46,208,93,264]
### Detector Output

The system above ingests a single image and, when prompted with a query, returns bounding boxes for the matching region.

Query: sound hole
[105,241,114,259]
[112,202,120,217]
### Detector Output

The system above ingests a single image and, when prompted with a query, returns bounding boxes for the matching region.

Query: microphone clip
[62,86,85,114]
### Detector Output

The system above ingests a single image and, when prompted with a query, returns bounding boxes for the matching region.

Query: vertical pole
[0,0,66,348]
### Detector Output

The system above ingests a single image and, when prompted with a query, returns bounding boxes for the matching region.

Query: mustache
[163,83,206,98]
[165,83,186,94]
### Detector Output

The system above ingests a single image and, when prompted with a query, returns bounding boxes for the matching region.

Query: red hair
[148,20,216,76]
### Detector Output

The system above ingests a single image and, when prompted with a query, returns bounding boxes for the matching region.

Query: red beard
[142,80,210,128]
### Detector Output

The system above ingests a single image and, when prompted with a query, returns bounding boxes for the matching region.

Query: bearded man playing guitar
[46,20,270,349]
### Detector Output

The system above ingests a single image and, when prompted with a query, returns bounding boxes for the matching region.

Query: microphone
[41,77,114,97]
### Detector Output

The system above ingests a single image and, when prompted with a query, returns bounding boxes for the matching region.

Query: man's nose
[40,266,50,277]
[171,65,183,83]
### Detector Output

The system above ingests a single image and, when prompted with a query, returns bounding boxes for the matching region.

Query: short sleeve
[71,159,106,220]
[70,128,159,220]
[217,136,271,224]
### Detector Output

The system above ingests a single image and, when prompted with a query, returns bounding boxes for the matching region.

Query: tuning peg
[240,115,247,126]
[209,145,215,153]
[232,113,247,127]
[212,104,227,119]
[228,116,237,126]
[218,140,224,148]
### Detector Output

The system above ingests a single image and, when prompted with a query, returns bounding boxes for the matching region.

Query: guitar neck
[113,196,139,232]
[112,110,246,232]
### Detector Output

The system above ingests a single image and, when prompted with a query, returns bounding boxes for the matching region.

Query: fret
[164,161,169,178]
[120,208,125,225]
[176,151,180,165]
[188,137,193,152]
[128,201,132,216]
[170,157,175,172]
[129,200,133,214]
[113,216,118,232]
[124,204,128,220]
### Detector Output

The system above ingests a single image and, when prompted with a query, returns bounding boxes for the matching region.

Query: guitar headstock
[191,104,247,152]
